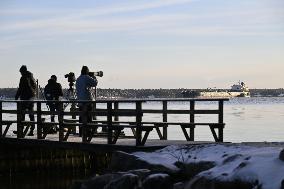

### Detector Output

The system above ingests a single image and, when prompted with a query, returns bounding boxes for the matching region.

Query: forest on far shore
[0,88,284,99]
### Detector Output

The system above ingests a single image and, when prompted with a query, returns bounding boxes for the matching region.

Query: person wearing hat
[14,65,37,136]
[44,75,63,133]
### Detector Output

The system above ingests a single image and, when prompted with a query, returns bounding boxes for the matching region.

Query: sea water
[142,97,284,142]
[2,97,284,142]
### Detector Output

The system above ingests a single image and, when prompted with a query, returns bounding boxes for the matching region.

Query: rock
[69,180,83,189]
[174,161,215,180]
[222,154,243,164]
[142,173,173,189]
[104,173,140,189]
[110,151,152,172]
[279,149,284,161]
[126,169,152,180]
[173,182,186,189]
[80,173,122,189]
[281,179,284,189]
[185,176,261,189]
[111,151,178,175]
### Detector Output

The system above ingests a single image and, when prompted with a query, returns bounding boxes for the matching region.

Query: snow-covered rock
[76,144,284,189]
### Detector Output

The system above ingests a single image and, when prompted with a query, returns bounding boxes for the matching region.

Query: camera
[64,72,76,83]
[89,71,103,78]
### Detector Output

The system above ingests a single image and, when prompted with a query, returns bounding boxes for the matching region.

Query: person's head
[81,66,89,75]
[19,65,27,74]
[51,75,57,81]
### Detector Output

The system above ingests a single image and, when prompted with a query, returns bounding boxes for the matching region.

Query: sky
[0,0,283,89]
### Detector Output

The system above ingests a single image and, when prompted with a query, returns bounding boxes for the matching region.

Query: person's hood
[48,78,56,85]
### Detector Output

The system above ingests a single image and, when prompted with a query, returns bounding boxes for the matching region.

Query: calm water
[141,97,284,142]
[2,97,284,142]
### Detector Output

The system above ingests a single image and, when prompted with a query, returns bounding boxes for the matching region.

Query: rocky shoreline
[72,144,284,189]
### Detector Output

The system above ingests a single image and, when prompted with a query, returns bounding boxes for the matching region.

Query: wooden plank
[180,125,191,141]
[114,102,119,122]
[58,102,64,142]
[1,110,18,114]
[142,109,220,114]
[36,102,43,139]
[190,101,195,124]
[0,101,2,137]
[162,100,168,140]
[209,126,219,142]
[16,102,24,138]
[107,102,113,144]
[136,101,142,146]
[218,100,224,123]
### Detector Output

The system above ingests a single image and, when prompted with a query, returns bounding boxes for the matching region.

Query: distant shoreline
[0,88,283,99]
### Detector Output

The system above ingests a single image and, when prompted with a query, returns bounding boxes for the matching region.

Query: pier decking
[0,98,228,147]
[0,98,229,176]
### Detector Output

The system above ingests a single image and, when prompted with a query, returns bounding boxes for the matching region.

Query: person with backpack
[13,65,37,136]
[44,75,63,133]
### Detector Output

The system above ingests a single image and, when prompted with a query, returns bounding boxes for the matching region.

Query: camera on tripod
[89,71,103,78]
[64,72,76,83]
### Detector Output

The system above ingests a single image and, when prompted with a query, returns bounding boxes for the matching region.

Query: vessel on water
[182,81,250,98]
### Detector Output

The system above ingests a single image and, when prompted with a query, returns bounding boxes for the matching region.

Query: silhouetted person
[13,65,36,136]
[76,66,98,135]
[44,75,63,133]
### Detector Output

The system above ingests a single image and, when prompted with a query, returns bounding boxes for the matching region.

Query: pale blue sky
[0,0,283,89]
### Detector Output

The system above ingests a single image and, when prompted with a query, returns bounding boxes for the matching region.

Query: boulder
[185,176,261,189]
[110,151,151,171]
[80,173,122,189]
[173,182,186,189]
[279,149,284,161]
[111,151,177,175]
[174,161,215,180]
[104,173,140,189]
[142,173,173,189]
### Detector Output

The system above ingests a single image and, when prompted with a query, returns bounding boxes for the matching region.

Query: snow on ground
[133,144,284,189]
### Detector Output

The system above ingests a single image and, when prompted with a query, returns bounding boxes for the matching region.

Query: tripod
[65,81,77,112]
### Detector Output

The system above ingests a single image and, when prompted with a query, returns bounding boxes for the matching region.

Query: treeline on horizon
[0,88,284,99]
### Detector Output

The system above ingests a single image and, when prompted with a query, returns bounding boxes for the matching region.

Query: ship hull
[200,91,250,98]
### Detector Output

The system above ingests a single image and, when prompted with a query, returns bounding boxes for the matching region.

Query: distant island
[0,88,284,99]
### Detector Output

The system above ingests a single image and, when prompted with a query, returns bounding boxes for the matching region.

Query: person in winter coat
[14,65,37,136]
[44,75,63,126]
[76,66,98,135]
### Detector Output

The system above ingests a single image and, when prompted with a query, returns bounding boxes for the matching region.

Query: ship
[182,81,250,98]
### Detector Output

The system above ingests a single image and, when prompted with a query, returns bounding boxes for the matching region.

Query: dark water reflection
[0,170,93,189]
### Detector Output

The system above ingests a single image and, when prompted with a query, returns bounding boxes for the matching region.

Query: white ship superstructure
[200,81,250,97]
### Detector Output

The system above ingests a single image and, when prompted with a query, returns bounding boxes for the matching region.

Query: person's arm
[58,83,63,97]
[15,77,23,100]
[87,76,98,87]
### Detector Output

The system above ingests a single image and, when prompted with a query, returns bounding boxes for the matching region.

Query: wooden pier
[0,98,228,176]
[0,98,228,146]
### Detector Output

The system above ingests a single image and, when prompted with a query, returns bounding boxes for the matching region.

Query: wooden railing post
[82,102,88,143]
[218,100,224,142]
[136,101,142,146]
[190,100,195,123]
[114,102,119,122]
[162,100,168,140]
[16,101,24,138]
[36,102,43,139]
[92,101,97,121]
[0,101,2,137]
[107,102,113,144]
[218,100,224,123]
[58,102,64,141]
[189,100,195,140]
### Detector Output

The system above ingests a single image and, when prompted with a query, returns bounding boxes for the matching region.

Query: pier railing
[0,98,229,146]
